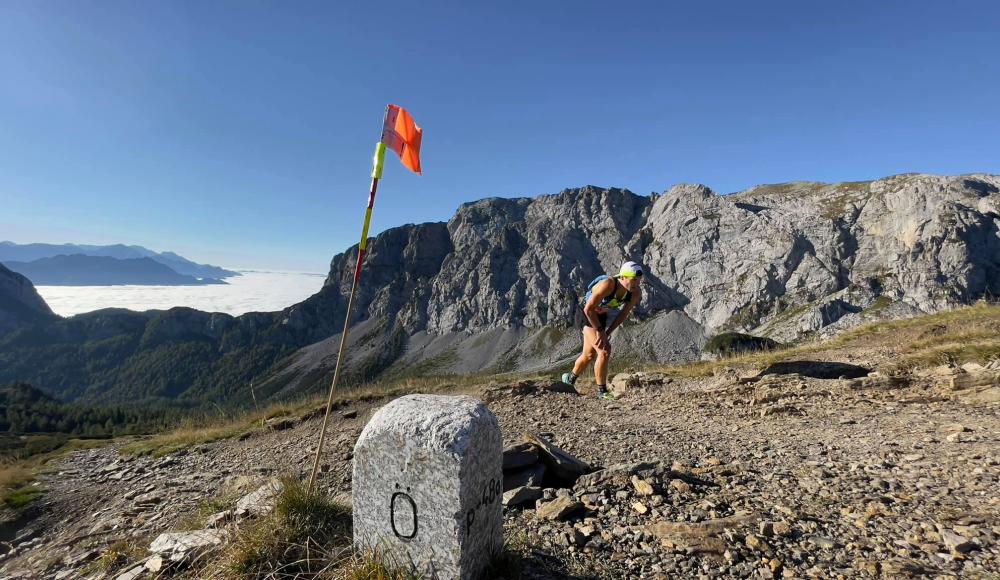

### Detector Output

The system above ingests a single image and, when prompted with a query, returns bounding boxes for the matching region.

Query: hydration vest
[584,275,631,309]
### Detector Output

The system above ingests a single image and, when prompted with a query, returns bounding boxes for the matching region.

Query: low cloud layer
[36,270,325,317]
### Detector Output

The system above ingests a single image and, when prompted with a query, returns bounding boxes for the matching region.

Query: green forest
[0,383,178,445]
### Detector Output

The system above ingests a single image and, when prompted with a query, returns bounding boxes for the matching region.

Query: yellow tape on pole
[372,141,386,179]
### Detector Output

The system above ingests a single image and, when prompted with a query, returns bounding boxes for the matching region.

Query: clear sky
[2,1,998,271]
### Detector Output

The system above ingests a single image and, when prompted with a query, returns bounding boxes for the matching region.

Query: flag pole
[308,109,389,492]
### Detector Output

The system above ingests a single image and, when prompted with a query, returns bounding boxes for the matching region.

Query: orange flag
[381,104,422,175]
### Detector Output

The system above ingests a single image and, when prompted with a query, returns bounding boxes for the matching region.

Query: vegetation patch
[85,537,148,575]
[759,300,813,334]
[210,477,352,578]
[3,483,45,508]
[723,303,767,331]
[861,295,893,317]
[200,476,527,579]
[704,332,781,357]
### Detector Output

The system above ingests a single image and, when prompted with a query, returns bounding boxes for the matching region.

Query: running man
[562,261,644,398]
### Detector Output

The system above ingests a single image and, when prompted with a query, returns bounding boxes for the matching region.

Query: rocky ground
[1,354,997,579]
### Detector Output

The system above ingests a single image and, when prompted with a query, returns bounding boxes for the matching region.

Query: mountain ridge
[0,172,998,407]
[2,255,227,286]
[0,242,238,279]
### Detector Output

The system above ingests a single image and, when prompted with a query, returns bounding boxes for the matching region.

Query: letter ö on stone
[353,394,503,580]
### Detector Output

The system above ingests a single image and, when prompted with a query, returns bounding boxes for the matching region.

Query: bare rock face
[0,263,56,334]
[289,173,1000,384]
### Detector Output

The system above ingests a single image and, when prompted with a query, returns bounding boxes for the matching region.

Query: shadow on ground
[758,360,870,380]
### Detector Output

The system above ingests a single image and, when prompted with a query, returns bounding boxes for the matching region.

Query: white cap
[619,261,644,278]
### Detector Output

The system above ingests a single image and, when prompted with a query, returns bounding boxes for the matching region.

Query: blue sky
[2,1,998,271]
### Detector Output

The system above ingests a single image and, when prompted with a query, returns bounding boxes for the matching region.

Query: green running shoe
[561,372,576,386]
[596,386,615,400]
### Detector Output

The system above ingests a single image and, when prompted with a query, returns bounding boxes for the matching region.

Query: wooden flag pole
[308,112,389,492]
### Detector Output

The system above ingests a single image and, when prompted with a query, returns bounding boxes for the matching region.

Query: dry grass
[120,370,538,459]
[657,301,1000,378]
[85,537,148,574]
[205,477,356,579]
[204,475,523,579]
[0,460,41,507]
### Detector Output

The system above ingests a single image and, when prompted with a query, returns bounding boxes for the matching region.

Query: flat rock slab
[502,442,540,470]
[353,394,502,580]
[536,496,584,521]
[149,529,226,563]
[641,512,757,560]
[235,478,283,516]
[502,486,543,507]
[523,432,592,483]
[503,463,546,492]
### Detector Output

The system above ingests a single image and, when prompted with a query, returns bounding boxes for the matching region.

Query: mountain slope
[0,242,238,279]
[0,263,57,335]
[3,255,226,286]
[0,173,997,407]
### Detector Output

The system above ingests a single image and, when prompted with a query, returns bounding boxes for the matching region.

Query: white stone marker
[353,394,502,580]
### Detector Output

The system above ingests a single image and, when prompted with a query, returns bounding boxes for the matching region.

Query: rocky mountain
[0,242,238,279]
[0,173,997,407]
[2,255,227,286]
[0,264,56,335]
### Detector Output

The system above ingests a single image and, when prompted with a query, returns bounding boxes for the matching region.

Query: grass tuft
[210,476,352,578]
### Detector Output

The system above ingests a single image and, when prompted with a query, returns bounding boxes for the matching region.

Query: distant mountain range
[0,242,238,279]
[2,255,227,286]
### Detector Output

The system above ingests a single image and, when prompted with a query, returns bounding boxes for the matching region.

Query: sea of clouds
[36,270,326,317]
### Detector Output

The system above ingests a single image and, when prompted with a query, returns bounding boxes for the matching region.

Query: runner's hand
[596,331,611,351]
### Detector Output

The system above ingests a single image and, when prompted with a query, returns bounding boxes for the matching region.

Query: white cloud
[36,270,326,317]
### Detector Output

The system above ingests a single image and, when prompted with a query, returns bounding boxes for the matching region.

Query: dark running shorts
[579,307,609,331]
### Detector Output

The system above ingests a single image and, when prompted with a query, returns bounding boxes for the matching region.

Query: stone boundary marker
[353,394,502,579]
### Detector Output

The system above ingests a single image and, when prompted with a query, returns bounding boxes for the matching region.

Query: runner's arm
[606,289,640,335]
[583,279,615,330]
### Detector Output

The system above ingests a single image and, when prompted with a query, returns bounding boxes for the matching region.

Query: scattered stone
[669,478,692,493]
[575,462,656,489]
[265,416,297,430]
[133,490,163,505]
[745,533,769,552]
[937,525,975,553]
[204,510,232,528]
[807,535,838,550]
[235,478,283,517]
[503,463,546,492]
[631,475,654,496]
[149,529,226,563]
[115,565,146,580]
[537,496,585,521]
[524,432,593,482]
[772,521,792,537]
[632,501,649,515]
[502,486,543,508]
[502,442,540,470]
[144,555,164,572]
